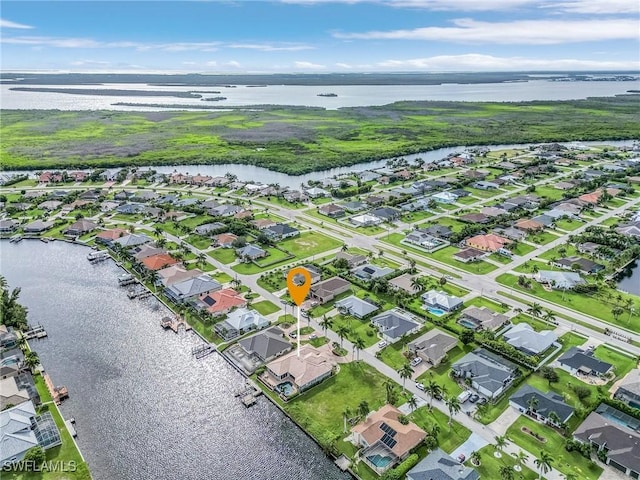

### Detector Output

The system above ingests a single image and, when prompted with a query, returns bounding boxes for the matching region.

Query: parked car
[469,393,480,403]
[457,390,472,403]
[457,454,466,463]
[415,382,425,391]
[288,332,297,339]
[378,340,388,348]
[301,310,310,318]
[477,397,488,405]
[309,334,317,339]
[410,357,423,367]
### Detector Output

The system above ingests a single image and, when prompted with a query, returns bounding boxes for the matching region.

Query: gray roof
[407,448,479,480]
[371,310,420,340]
[335,296,379,318]
[112,233,152,247]
[0,400,38,465]
[616,369,640,397]
[535,270,585,289]
[510,384,574,422]
[408,329,458,363]
[558,347,613,375]
[502,323,557,355]
[351,263,394,280]
[265,223,299,237]
[166,275,221,299]
[194,222,225,235]
[236,244,266,259]
[452,348,517,395]
[422,290,462,311]
[238,327,292,362]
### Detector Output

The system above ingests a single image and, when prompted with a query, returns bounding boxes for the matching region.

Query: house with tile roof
[198,288,247,316]
[502,323,557,355]
[141,253,179,271]
[408,329,458,366]
[465,233,512,253]
[261,345,336,395]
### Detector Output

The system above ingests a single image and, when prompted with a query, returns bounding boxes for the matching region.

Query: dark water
[617,260,640,296]
[0,240,349,480]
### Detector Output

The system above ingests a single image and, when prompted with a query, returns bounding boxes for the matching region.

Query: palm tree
[336,325,349,348]
[353,338,366,361]
[542,309,556,324]
[342,407,352,433]
[398,363,414,391]
[527,396,539,415]
[494,435,508,454]
[444,395,461,427]
[470,450,481,466]
[426,381,442,410]
[407,395,418,413]
[23,351,40,371]
[562,474,578,480]
[513,450,529,471]
[527,302,543,319]
[197,252,206,266]
[500,465,516,480]
[547,411,561,427]
[358,400,370,420]
[341,244,348,252]
[535,451,554,480]
[430,423,440,439]
[320,315,332,336]
[411,277,424,293]
[384,379,397,405]
[612,306,624,321]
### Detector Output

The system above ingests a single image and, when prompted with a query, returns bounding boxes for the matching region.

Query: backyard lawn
[410,406,471,454]
[279,232,342,259]
[593,345,637,381]
[251,300,280,316]
[506,416,603,480]
[554,218,583,231]
[527,230,562,245]
[184,234,211,250]
[509,313,553,332]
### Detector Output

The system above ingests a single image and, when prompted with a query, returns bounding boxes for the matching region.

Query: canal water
[617,260,640,297]
[0,240,350,480]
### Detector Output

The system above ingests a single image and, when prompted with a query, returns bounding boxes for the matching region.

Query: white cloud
[335,62,354,68]
[294,61,326,69]
[543,0,639,14]
[70,59,110,66]
[0,18,34,29]
[376,53,639,71]
[334,18,640,44]
[227,43,313,51]
[281,0,536,9]
[226,61,241,68]
[0,36,222,51]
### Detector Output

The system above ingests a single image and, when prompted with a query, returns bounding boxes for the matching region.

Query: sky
[1,0,639,73]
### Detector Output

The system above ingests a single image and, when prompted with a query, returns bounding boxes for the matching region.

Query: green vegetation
[467,445,537,480]
[465,296,510,314]
[410,407,471,454]
[251,300,279,316]
[3,96,639,173]
[593,345,637,380]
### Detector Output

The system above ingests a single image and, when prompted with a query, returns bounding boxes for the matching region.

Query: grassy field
[329,314,380,349]
[4,97,638,173]
[506,416,603,480]
[466,445,537,480]
[416,345,474,398]
[593,344,637,381]
[208,247,236,264]
[410,406,471,454]
[465,296,510,314]
[251,300,280,315]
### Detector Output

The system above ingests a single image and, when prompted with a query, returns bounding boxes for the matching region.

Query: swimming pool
[1,356,20,366]
[427,306,446,316]
[458,318,478,330]
[367,454,392,468]
[276,382,294,396]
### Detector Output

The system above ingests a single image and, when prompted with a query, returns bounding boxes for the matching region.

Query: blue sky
[1,0,638,72]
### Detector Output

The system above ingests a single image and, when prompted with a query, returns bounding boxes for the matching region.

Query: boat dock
[234,381,263,407]
[9,235,22,243]
[23,324,48,340]
[43,372,69,405]
[191,344,215,359]
[160,316,192,333]
[65,418,77,437]
[87,250,110,263]
[118,273,137,286]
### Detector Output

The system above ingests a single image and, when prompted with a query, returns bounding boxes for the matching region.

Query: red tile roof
[200,288,246,314]
[142,253,178,271]
[95,228,128,240]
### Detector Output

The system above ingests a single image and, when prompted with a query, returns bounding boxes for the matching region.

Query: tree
[540,366,559,386]
[358,400,370,420]
[23,351,40,371]
[548,411,561,427]
[334,258,349,270]
[534,451,554,480]
[384,379,398,405]
[407,395,418,413]
[494,435,508,453]
[542,309,556,324]
[513,450,529,470]
[353,337,366,361]
[22,446,45,470]
[426,381,442,410]
[411,277,424,293]
[320,315,332,336]
[612,306,624,321]
[342,407,352,433]
[444,395,461,427]
[572,385,591,402]
[470,450,481,466]
[500,465,515,480]
[527,302,543,319]
[527,396,539,414]
[336,325,349,348]
[398,363,414,391]
[459,329,475,345]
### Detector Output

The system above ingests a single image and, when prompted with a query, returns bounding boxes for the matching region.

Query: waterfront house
[616,222,640,239]
[0,219,18,234]
[502,323,557,356]
[421,290,462,313]
[465,234,512,253]
[351,404,426,475]
[305,187,329,198]
[214,308,269,340]
[558,347,613,378]
[370,310,421,343]
[534,270,585,289]
[350,213,383,227]
[236,244,267,261]
[509,384,574,426]
[282,190,308,203]
[112,233,153,248]
[406,448,479,480]
[408,329,458,366]
[165,274,221,303]
[133,245,166,261]
[238,327,292,364]
[335,296,379,319]
[458,306,509,332]
[451,348,518,399]
[574,405,640,478]
[0,400,61,467]
[141,253,179,271]
[64,219,98,237]
[264,223,299,241]
[554,256,605,274]
[0,377,29,410]
[310,277,351,304]
[0,325,18,350]
[351,263,393,281]
[262,345,336,396]
[157,265,203,287]
[431,191,458,204]
[613,369,640,409]
[318,204,345,218]
[199,288,247,316]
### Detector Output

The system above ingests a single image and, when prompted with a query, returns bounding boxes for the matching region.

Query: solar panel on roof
[379,422,397,437]
[381,433,397,449]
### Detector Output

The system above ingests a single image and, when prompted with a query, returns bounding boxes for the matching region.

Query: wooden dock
[192,344,215,359]
[118,274,137,286]
[23,325,47,340]
[160,316,192,333]
[43,372,69,405]
[9,235,22,243]
[234,381,263,407]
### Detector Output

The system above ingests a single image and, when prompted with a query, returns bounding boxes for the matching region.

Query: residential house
[22,220,54,235]
[616,222,640,239]
[421,290,462,313]
[111,233,153,248]
[238,327,292,365]
[214,307,269,340]
[371,310,421,343]
[358,171,381,182]
[351,263,393,281]
[64,219,98,236]
[364,195,385,206]
[209,204,244,217]
[351,404,427,474]
[369,207,401,222]
[406,448,479,480]
[194,222,226,236]
[509,384,574,426]
[473,180,499,190]
[99,168,120,182]
[305,187,329,198]
[335,252,367,268]
[133,245,166,261]
[424,225,453,239]
[252,219,277,230]
[341,201,366,213]
[0,219,18,234]
[388,273,419,295]
[465,234,512,253]
[402,230,448,252]
[214,233,238,248]
[502,323,557,356]
[165,275,221,303]
[264,223,299,241]
[460,213,490,224]
[453,248,487,263]
[318,204,345,218]
[515,219,545,232]
[38,171,63,184]
[157,265,202,287]
[310,277,351,304]
[263,344,337,399]
[574,406,640,478]
[350,213,382,227]
[335,296,379,319]
[481,206,508,218]
[432,192,458,204]
[613,369,640,409]
[141,253,179,271]
[555,202,583,216]
[408,329,458,366]
[0,401,61,467]
[199,288,247,316]
[451,348,518,399]
[116,203,145,215]
[236,244,267,261]
[458,306,509,332]
[0,325,18,351]
[38,200,63,211]
[283,190,309,203]
[554,256,605,274]
[534,270,585,289]
[0,377,30,410]
[558,347,613,378]
[531,214,555,227]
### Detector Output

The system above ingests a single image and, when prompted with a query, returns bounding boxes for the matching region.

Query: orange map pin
[287,266,312,306]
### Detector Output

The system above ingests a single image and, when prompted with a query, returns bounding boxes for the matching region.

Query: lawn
[593,345,637,381]
[257,271,287,293]
[251,300,280,316]
[554,218,583,231]
[212,271,233,284]
[465,296,510,314]
[496,273,640,332]
[509,313,553,332]
[329,314,380,349]
[538,244,579,261]
[527,230,561,245]
[416,345,474,398]
[279,232,342,260]
[184,234,211,250]
[526,368,599,414]
[400,210,434,223]
[207,248,236,264]
[410,406,471,454]
[430,246,498,275]
[534,185,566,201]
[465,187,500,198]
[466,445,537,480]
[489,253,513,264]
[509,241,536,255]
[178,214,217,229]
[506,415,603,480]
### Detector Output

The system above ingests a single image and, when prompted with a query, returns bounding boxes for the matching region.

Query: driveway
[450,432,489,460]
